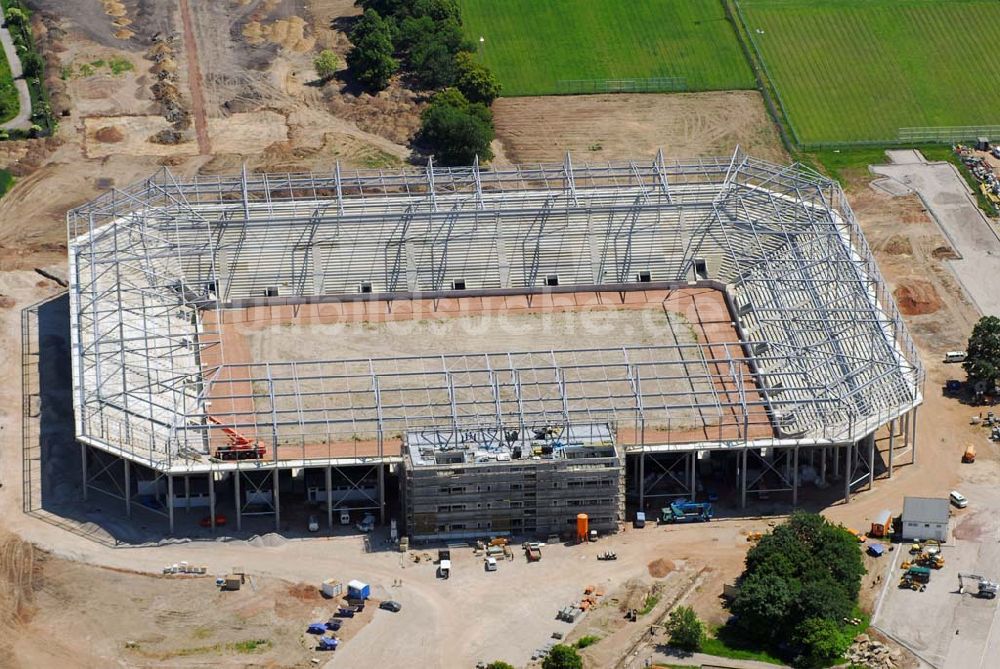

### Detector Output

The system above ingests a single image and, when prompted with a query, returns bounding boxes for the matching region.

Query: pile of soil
[94,126,124,143]
[894,279,943,315]
[647,558,675,578]
[932,245,960,260]
[881,235,913,256]
[0,295,16,309]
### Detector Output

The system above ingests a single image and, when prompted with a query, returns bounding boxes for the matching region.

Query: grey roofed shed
[901,497,950,541]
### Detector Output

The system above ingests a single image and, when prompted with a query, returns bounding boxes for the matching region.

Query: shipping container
[321,579,343,598]
[347,579,370,600]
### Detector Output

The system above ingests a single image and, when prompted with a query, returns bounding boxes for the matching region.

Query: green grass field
[738,0,1000,144]
[458,0,754,96]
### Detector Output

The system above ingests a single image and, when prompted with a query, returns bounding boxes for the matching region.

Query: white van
[484,556,497,572]
[950,490,968,508]
[944,351,967,363]
[438,559,451,579]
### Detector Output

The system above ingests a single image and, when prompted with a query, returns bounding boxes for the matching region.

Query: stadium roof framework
[67,149,924,474]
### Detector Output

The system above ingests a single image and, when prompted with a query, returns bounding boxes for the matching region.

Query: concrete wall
[901,520,948,542]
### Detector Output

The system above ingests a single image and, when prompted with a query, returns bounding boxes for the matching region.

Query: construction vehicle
[207,416,266,460]
[660,500,713,524]
[923,539,942,556]
[905,566,932,584]
[916,553,945,569]
[958,573,999,599]
[963,444,976,463]
[524,544,542,562]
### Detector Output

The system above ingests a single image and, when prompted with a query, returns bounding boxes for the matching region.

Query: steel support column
[833,442,840,478]
[185,475,190,512]
[638,452,645,512]
[843,443,851,503]
[686,453,694,499]
[903,411,910,449]
[820,446,827,484]
[274,469,281,531]
[792,446,799,507]
[326,466,333,530]
[911,409,918,465]
[124,458,131,518]
[81,443,87,501]
[868,436,875,489]
[209,472,216,531]
[888,420,895,478]
[168,474,174,534]
[235,468,242,531]
[378,465,386,524]
[740,448,747,508]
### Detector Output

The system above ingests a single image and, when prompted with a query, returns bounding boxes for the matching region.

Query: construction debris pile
[954,144,1000,206]
[145,34,192,145]
[846,634,903,669]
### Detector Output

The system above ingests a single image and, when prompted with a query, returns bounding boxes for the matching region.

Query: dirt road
[178,0,211,154]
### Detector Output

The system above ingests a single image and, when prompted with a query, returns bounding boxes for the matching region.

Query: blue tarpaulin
[867,543,885,557]
[308,622,327,634]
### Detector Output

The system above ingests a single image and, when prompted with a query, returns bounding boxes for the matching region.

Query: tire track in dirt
[178,0,211,155]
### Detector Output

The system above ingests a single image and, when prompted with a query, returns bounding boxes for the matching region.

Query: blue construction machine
[660,499,713,524]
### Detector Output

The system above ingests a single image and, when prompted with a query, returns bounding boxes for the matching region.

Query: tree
[731,570,797,644]
[455,51,501,104]
[21,52,43,79]
[4,7,26,28]
[419,88,494,165]
[485,662,514,669]
[346,9,398,91]
[542,644,583,669]
[313,49,341,81]
[793,617,849,668]
[665,606,705,651]
[964,315,1000,387]
[729,512,865,661]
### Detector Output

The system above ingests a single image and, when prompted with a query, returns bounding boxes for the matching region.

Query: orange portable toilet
[576,514,589,542]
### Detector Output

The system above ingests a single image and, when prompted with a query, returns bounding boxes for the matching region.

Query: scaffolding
[67,149,923,485]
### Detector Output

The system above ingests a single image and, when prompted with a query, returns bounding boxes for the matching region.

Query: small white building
[901,497,950,542]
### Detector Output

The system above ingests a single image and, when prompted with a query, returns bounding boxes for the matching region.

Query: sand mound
[894,279,942,315]
[881,235,912,256]
[287,582,322,601]
[647,558,675,578]
[932,245,960,260]
[0,295,15,309]
[94,126,124,143]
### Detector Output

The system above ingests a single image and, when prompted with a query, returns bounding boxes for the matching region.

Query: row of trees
[341,0,500,165]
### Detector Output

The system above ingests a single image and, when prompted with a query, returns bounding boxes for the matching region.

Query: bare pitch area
[492,91,788,165]
[201,288,770,459]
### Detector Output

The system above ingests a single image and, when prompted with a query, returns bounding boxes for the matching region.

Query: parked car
[485,556,497,572]
[379,600,402,612]
[950,490,968,508]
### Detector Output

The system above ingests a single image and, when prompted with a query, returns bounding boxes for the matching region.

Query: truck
[660,500,713,524]
[524,544,542,562]
[634,511,646,529]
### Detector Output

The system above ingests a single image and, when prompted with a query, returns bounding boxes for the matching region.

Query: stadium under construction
[67,149,924,540]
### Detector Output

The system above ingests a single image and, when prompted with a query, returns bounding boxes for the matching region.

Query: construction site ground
[0,0,995,665]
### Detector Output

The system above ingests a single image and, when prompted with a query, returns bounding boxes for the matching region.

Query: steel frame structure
[67,149,923,489]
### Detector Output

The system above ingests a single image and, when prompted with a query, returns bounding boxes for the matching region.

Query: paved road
[872,151,1000,317]
[632,648,787,668]
[0,20,32,130]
